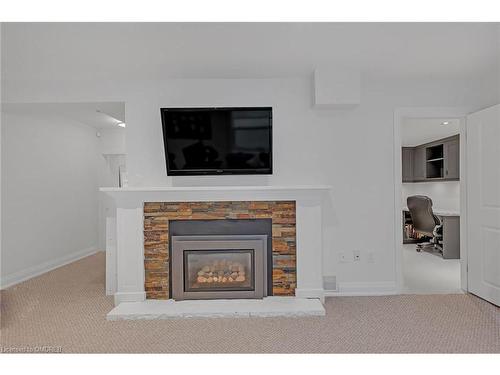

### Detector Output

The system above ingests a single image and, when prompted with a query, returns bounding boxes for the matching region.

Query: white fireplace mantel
[100,185,331,206]
[101,185,331,306]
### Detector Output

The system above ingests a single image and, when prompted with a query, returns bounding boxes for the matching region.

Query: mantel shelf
[100,185,331,193]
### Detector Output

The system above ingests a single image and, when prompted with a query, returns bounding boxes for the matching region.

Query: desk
[402,207,460,259]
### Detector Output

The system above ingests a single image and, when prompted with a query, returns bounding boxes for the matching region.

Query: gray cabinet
[440,215,460,259]
[402,134,459,182]
[444,138,460,180]
[425,143,444,179]
[412,146,426,181]
[402,147,414,182]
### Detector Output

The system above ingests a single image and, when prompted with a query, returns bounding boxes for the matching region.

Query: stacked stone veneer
[143,201,296,299]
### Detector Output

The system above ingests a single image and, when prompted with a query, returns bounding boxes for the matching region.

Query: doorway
[394,108,468,295]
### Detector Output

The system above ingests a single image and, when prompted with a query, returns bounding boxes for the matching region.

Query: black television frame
[160,107,273,176]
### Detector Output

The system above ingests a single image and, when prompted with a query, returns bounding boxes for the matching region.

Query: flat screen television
[161,107,272,176]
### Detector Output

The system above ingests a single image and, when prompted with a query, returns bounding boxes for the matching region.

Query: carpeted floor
[1,252,498,353]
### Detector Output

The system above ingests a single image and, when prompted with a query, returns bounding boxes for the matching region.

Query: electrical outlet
[353,250,361,261]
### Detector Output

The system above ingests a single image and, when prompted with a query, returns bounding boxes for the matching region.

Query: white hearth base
[107,297,325,320]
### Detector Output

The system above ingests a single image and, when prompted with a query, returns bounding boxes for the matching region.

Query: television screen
[161,107,272,175]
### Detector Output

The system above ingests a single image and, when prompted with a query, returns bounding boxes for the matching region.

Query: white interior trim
[459,117,468,292]
[100,185,331,192]
[105,217,117,296]
[295,288,326,302]
[114,291,147,305]
[325,281,398,297]
[1,247,99,289]
[393,107,469,294]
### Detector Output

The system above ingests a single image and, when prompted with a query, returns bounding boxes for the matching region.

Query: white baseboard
[324,281,398,297]
[294,288,325,302]
[1,247,99,289]
[114,291,146,306]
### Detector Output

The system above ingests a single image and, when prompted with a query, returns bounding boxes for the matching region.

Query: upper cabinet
[444,137,460,179]
[413,146,426,181]
[425,143,445,179]
[402,134,459,182]
[402,147,414,182]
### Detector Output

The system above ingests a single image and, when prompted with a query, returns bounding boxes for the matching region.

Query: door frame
[393,107,469,293]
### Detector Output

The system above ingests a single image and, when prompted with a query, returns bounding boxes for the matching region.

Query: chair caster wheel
[416,248,422,252]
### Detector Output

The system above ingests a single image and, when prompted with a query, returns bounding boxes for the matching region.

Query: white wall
[2,72,498,290]
[99,127,126,155]
[402,181,460,212]
[1,111,102,287]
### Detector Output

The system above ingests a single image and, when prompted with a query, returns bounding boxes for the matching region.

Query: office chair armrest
[433,224,443,237]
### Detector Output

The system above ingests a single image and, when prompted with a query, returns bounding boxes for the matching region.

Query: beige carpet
[1,252,499,353]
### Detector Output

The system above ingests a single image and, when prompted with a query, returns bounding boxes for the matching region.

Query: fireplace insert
[171,235,268,300]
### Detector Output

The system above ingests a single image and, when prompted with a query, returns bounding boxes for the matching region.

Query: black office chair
[407,195,443,253]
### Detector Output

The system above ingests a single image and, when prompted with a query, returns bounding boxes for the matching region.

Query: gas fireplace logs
[195,260,247,284]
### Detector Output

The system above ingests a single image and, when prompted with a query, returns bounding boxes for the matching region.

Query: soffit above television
[160,107,273,176]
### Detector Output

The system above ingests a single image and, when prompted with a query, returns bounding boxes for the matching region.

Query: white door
[466,104,500,306]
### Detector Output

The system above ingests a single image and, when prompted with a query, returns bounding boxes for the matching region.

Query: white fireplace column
[115,206,146,304]
[295,198,324,300]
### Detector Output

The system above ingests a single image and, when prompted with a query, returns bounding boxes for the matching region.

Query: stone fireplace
[143,201,296,299]
[102,185,329,307]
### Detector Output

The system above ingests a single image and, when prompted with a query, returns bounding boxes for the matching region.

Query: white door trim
[393,107,470,294]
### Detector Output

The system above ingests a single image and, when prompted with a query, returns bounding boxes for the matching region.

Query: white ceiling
[2,23,499,81]
[1,102,125,129]
[401,118,461,146]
